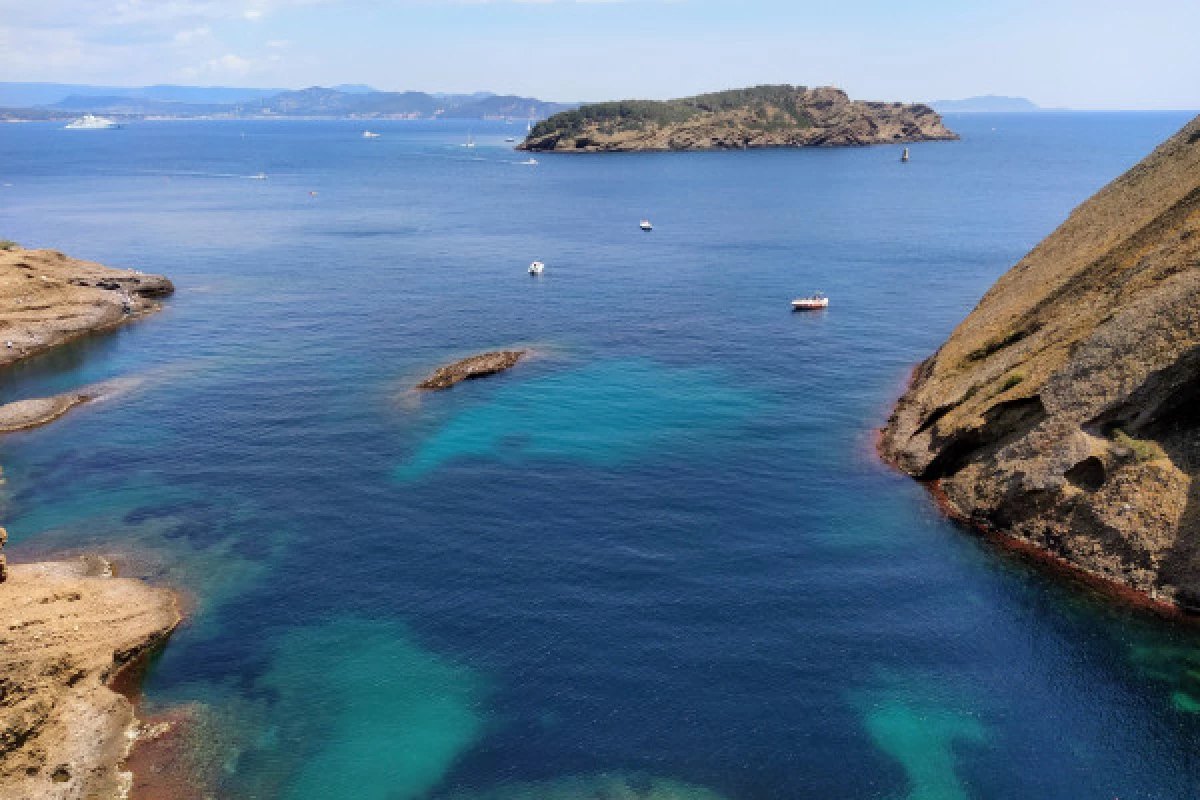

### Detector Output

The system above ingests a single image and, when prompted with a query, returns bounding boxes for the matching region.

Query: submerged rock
[417,351,525,390]
[880,114,1200,609]
[439,773,730,800]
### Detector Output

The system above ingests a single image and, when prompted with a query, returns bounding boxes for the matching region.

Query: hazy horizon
[1,1,1199,111]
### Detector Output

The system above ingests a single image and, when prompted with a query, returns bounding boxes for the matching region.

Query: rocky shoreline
[880,114,1200,612]
[0,552,181,799]
[0,246,180,798]
[0,246,173,369]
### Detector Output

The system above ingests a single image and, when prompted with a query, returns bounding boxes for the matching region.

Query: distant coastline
[0,83,575,123]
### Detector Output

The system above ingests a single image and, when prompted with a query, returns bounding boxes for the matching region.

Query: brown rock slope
[0,555,180,800]
[519,85,957,153]
[881,114,1200,609]
[0,246,173,369]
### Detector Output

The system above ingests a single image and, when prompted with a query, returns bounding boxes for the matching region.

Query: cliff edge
[0,554,180,800]
[881,114,1200,609]
[518,85,957,153]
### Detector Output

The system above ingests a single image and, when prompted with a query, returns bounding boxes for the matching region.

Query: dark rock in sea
[880,113,1200,610]
[417,351,525,390]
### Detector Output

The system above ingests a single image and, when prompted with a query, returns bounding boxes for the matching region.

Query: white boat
[791,292,829,311]
[505,137,516,143]
[462,131,476,148]
[528,261,545,275]
[363,130,380,138]
[520,158,538,166]
[65,114,122,130]
[639,220,653,231]
[901,147,910,162]
[249,172,268,180]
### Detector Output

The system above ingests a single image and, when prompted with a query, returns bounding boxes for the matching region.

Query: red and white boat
[791,292,829,311]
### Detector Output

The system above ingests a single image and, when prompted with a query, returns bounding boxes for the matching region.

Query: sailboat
[462,131,476,148]
[901,147,910,163]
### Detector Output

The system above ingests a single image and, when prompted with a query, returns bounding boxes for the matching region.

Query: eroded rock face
[881,114,1200,609]
[519,86,957,153]
[0,559,179,799]
[0,247,174,369]
[417,351,525,390]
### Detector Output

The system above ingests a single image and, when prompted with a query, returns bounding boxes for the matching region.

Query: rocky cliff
[518,85,957,152]
[881,114,1200,609]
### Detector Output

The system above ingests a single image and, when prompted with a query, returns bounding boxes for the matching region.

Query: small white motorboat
[639,219,653,231]
[250,172,268,180]
[528,261,545,275]
[363,130,380,138]
[505,136,516,143]
[520,158,538,165]
[791,292,829,311]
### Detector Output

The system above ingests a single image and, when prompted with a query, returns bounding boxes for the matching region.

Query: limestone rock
[880,114,1200,609]
[0,247,174,369]
[0,559,179,799]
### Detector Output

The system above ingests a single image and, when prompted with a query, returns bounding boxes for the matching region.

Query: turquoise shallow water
[2,113,1200,798]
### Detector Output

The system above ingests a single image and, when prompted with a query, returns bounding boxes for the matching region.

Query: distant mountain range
[0,82,574,121]
[930,95,1043,113]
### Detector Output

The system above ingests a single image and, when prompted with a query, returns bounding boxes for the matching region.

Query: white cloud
[211,52,252,72]
[173,25,211,44]
[243,9,265,19]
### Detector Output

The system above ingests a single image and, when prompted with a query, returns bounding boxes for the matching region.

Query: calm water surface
[2,113,1200,798]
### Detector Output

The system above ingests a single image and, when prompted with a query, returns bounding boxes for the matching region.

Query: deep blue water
[2,112,1200,799]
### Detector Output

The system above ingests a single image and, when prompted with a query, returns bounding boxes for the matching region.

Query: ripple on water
[396,359,762,481]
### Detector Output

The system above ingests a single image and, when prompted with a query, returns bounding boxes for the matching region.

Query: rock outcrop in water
[881,114,1200,610]
[417,351,525,390]
[0,245,173,368]
[0,393,90,433]
[518,85,957,153]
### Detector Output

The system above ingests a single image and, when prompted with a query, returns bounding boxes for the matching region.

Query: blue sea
[2,112,1199,799]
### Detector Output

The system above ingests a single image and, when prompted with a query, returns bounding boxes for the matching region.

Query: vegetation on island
[531,85,815,139]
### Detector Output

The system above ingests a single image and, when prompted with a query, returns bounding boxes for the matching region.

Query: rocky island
[881,114,1200,610]
[0,244,180,798]
[517,85,957,153]
[417,351,525,390]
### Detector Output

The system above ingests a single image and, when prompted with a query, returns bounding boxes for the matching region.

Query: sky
[1,0,1198,109]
